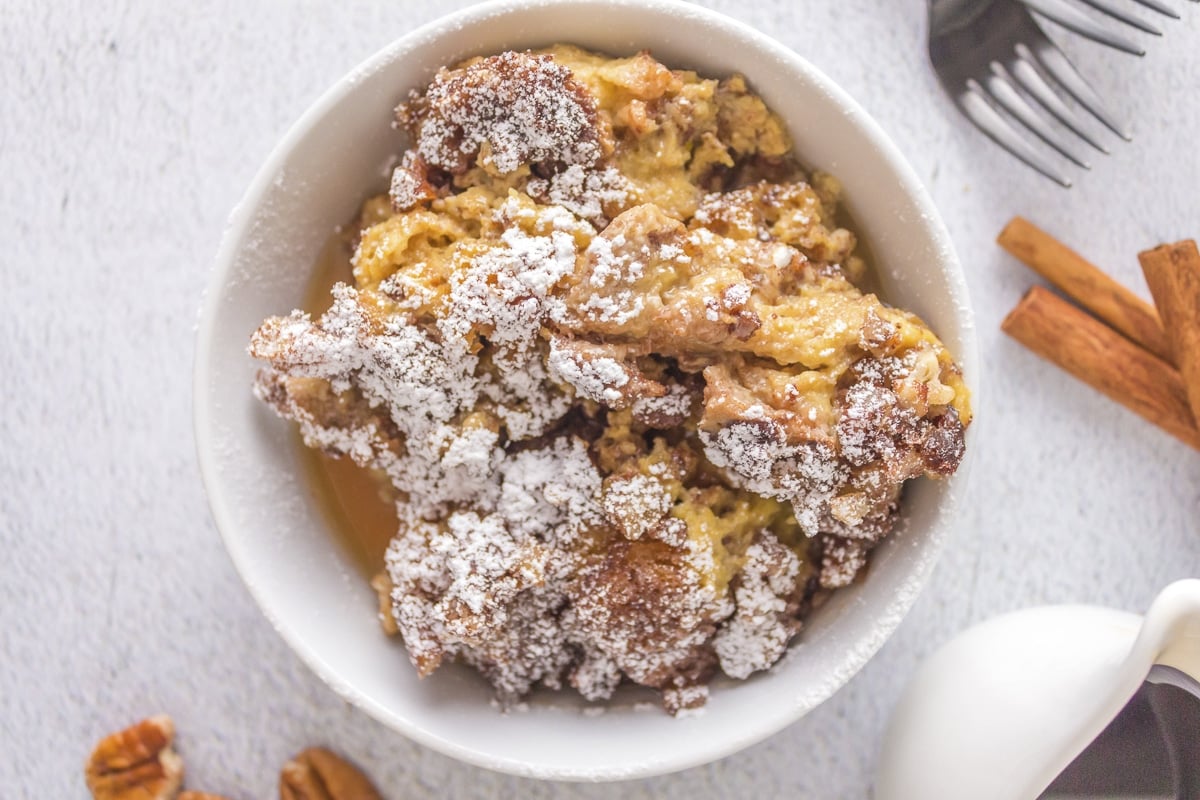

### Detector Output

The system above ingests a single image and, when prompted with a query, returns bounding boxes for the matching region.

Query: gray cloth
[3,0,1199,797]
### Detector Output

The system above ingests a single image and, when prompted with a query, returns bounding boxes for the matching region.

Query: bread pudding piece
[249,46,971,714]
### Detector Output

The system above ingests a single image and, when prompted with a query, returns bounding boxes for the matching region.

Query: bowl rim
[194,0,979,781]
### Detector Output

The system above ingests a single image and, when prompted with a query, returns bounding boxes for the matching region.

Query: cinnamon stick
[998,217,1173,362]
[1002,285,1200,451]
[1140,240,1200,425]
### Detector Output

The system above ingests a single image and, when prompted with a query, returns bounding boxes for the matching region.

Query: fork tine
[1127,0,1182,18]
[1073,0,1162,35]
[957,80,1073,187]
[984,65,1092,168]
[1031,39,1133,139]
[1020,0,1146,55]
[1009,47,1109,153]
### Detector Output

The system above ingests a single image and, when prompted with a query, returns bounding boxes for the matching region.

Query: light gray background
[3,0,1198,797]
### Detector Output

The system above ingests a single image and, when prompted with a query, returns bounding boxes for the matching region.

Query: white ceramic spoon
[875,579,1200,799]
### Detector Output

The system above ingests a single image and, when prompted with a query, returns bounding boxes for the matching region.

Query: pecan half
[84,715,184,800]
[279,748,383,800]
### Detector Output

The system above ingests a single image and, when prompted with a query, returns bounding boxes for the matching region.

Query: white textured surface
[2,0,1198,797]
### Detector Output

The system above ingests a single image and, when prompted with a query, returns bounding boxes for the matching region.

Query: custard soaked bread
[249,46,971,713]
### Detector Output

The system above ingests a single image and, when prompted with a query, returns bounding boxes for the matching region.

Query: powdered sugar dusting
[714,534,802,679]
[249,45,970,717]
[388,151,436,211]
[601,473,674,541]
[440,224,576,357]
[527,164,631,227]
[631,383,694,428]
[547,336,632,405]
[701,419,845,535]
[576,233,646,325]
[819,537,867,589]
[398,51,604,175]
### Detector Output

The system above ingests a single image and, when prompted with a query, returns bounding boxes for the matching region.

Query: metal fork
[928,0,1192,186]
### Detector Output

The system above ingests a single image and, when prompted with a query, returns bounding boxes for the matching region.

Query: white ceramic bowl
[195,0,979,781]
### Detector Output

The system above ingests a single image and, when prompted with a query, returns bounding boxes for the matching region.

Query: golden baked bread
[249,46,970,713]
